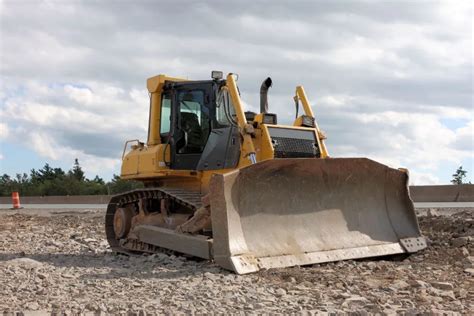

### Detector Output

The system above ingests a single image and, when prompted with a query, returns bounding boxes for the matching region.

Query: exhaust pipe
[260,77,272,114]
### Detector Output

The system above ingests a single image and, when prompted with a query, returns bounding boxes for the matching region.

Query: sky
[0,0,472,185]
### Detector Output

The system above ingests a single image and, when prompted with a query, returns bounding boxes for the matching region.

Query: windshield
[216,87,237,127]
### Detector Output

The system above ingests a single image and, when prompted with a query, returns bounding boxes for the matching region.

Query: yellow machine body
[106,72,426,274]
[120,74,328,193]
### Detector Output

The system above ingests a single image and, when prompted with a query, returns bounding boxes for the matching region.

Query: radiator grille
[272,137,318,158]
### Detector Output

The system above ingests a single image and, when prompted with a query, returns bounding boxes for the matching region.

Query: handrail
[122,139,141,160]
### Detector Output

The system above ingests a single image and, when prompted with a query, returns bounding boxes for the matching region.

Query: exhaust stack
[260,77,272,114]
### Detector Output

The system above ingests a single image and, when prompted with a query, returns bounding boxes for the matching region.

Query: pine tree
[451,166,467,185]
[71,158,85,181]
[38,163,55,181]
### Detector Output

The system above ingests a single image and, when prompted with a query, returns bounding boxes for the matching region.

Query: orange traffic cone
[11,192,22,209]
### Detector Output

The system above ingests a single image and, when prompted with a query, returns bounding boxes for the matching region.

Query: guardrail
[409,184,473,202]
[0,185,473,204]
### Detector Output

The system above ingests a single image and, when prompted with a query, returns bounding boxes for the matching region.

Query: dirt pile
[0,208,472,314]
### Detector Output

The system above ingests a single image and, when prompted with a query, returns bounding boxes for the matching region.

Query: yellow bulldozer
[105,71,426,274]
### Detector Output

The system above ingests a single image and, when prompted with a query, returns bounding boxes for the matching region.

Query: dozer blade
[209,158,426,274]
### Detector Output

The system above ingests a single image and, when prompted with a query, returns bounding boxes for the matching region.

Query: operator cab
[159,75,240,171]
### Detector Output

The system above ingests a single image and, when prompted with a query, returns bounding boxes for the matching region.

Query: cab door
[171,82,212,170]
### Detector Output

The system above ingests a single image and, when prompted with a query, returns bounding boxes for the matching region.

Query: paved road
[1,202,473,210]
[413,202,474,208]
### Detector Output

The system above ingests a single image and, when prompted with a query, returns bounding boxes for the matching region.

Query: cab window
[177,90,210,153]
[216,88,236,127]
[160,93,171,135]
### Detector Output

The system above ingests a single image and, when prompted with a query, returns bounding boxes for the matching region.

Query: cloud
[0,1,472,182]
[1,83,149,162]
[0,123,9,139]
[452,121,474,151]
[409,172,440,186]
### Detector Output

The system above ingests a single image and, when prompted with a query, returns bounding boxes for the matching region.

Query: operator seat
[179,112,203,153]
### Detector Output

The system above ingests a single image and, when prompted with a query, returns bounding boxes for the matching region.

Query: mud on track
[0,208,472,314]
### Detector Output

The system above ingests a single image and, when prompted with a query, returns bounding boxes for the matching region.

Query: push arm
[226,74,257,164]
[295,86,329,158]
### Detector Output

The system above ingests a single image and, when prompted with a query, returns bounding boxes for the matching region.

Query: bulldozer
[105,71,426,274]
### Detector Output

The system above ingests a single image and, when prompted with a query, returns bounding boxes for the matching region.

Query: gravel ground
[0,208,472,315]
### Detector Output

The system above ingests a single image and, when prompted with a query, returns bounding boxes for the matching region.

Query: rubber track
[105,188,203,254]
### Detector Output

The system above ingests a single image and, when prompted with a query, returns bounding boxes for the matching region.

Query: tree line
[0,159,143,196]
